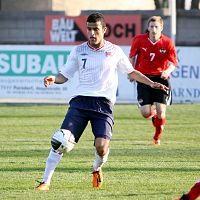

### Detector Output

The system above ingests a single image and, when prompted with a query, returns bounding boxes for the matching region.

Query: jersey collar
[148,33,162,45]
[87,40,105,51]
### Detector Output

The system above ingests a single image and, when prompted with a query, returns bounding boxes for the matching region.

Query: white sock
[42,149,63,185]
[93,148,110,172]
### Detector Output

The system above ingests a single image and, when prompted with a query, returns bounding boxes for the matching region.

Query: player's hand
[161,71,170,80]
[128,76,135,83]
[44,75,56,87]
[150,82,169,92]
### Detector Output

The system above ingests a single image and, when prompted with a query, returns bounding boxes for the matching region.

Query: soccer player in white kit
[35,12,168,191]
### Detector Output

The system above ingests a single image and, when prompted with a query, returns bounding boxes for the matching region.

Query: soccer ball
[51,129,75,154]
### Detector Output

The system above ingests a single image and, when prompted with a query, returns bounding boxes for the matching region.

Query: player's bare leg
[140,104,153,119]
[92,138,110,188]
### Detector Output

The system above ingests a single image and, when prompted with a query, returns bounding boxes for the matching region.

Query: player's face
[87,21,107,48]
[148,21,163,41]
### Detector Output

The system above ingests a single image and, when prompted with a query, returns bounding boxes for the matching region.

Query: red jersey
[129,33,178,75]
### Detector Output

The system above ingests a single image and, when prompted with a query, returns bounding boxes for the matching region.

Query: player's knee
[96,149,105,156]
[95,137,110,156]
[51,129,76,154]
[96,145,108,156]
[141,112,151,118]
[157,111,166,119]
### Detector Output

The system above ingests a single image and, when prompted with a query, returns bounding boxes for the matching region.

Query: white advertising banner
[0,45,199,103]
[171,47,200,103]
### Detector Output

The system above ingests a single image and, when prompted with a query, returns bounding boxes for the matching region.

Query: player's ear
[103,26,107,34]
[160,24,164,32]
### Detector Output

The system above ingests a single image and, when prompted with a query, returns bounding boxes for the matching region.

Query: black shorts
[60,96,114,143]
[137,75,172,106]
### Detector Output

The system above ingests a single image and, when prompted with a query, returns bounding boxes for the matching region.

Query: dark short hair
[87,12,106,27]
[147,16,164,26]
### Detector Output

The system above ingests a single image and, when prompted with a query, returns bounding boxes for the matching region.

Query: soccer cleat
[35,181,49,191]
[152,139,160,145]
[93,170,103,188]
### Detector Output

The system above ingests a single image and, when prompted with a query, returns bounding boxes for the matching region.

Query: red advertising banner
[45,15,141,45]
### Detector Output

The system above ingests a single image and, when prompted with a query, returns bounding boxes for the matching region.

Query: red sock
[151,114,157,127]
[187,182,200,200]
[153,118,166,140]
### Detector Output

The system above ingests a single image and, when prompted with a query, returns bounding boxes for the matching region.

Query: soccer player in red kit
[129,16,178,145]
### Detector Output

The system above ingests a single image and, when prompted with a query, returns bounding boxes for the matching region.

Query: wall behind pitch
[0,45,200,103]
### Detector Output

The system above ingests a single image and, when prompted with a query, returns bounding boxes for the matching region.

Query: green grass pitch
[0,103,200,200]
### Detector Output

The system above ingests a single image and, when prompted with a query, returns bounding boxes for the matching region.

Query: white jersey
[60,40,134,104]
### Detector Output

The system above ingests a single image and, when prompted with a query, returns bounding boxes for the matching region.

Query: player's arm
[128,70,168,91]
[129,56,137,68]
[161,41,178,80]
[161,62,176,80]
[129,35,139,68]
[44,73,68,87]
